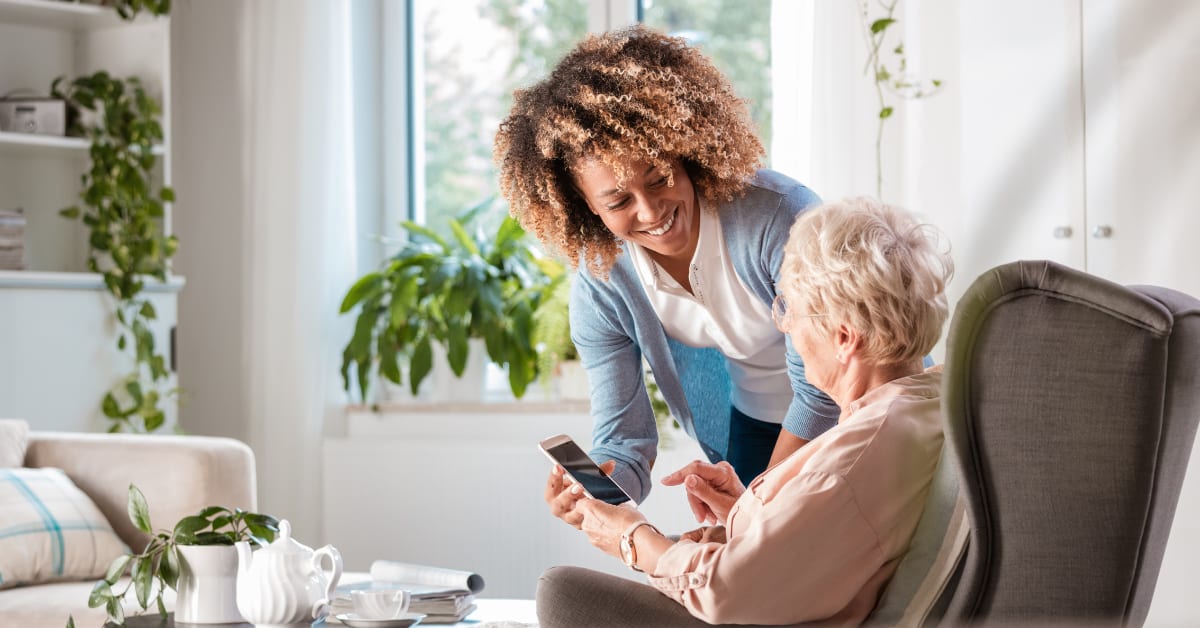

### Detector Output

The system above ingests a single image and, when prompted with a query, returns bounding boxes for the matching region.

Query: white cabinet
[0,0,179,431]
[953,0,1200,298]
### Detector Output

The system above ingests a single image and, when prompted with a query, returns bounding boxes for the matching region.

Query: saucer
[334,612,427,628]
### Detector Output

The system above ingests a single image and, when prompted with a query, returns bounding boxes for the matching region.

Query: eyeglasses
[771,294,825,332]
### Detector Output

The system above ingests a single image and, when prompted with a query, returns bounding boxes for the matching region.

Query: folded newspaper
[332,560,485,624]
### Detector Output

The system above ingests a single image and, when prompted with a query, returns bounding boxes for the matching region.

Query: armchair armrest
[24,432,257,550]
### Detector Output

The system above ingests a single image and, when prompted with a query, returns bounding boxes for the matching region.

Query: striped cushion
[0,467,129,589]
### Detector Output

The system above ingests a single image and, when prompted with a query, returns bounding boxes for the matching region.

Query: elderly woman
[496,25,837,504]
[538,197,954,627]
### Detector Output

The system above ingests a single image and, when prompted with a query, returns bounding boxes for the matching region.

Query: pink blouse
[649,369,944,626]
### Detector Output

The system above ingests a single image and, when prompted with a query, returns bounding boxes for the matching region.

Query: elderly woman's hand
[679,525,727,544]
[662,460,745,525]
[544,460,617,529]
[575,498,646,559]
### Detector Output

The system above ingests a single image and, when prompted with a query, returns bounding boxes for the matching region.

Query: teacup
[351,589,412,620]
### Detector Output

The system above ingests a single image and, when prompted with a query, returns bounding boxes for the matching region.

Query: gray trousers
[536,565,809,628]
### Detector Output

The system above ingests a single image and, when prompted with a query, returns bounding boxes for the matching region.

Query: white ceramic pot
[380,339,488,404]
[175,544,244,624]
[556,360,590,401]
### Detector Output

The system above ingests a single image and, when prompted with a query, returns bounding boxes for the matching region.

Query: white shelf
[0,270,185,291]
[0,130,87,156]
[0,0,150,31]
[0,130,166,158]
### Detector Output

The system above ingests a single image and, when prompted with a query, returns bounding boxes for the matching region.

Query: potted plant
[340,198,557,404]
[73,485,279,627]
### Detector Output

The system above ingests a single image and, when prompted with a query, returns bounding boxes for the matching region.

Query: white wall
[172,0,251,446]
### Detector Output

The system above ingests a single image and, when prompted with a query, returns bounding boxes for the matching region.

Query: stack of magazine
[331,560,485,624]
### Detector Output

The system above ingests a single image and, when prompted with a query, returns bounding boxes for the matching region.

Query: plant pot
[556,360,590,401]
[176,544,243,624]
[380,338,488,404]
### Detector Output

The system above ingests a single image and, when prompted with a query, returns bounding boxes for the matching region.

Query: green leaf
[193,531,234,545]
[143,411,165,432]
[66,615,76,628]
[379,334,401,385]
[448,219,481,256]
[160,187,175,202]
[933,79,943,87]
[60,206,80,219]
[409,335,433,395]
[107,592,125,624]
[198,505,227,518]
[139,301,157,320]
[160,545,179,589]
[508,357,534,399]
[400,221,448,248]
[446,323,469,376]
[104,554,132,585]
[125,380,144,404]
[173,514,210,540]
[879,107,894,119]
[870,18,896,33]
[340,272,383,313]
[128,484,153,533]
[156,593,168,618]
[89,580,113,608]
[132,555,152,608]
[102,393,121,418]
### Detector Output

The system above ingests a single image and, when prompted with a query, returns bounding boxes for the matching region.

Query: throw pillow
[0,467,129,589]
[0,419,29,468]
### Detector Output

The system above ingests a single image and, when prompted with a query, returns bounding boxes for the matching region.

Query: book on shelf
[332,560,485,624]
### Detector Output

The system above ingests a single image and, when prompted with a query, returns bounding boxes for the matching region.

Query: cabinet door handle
[1053,226,1073,239]
[1092,225,1113,239]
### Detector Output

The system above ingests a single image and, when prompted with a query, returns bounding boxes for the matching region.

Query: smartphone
[538,434,632,505]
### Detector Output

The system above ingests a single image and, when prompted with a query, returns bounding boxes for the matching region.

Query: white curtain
[238,0,357,540]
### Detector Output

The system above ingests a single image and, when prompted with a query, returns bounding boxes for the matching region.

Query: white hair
[780,197,954,365]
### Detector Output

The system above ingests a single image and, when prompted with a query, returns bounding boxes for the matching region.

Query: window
[412,0,588,236]
[406,0,803,235]
[640,0,775,157]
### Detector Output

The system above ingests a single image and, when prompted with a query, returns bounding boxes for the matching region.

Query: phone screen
[543,438,631,505]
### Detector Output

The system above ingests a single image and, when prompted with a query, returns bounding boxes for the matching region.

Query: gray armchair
[872,260,1200,626]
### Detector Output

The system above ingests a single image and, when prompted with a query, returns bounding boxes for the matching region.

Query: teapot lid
[258,519,312,555]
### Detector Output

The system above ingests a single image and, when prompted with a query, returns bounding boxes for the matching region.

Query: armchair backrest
[935,260,1200,624]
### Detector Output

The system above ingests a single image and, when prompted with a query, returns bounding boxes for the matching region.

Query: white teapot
[235,519,343,626]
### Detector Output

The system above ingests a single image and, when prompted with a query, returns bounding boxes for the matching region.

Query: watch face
[619,535,635,566]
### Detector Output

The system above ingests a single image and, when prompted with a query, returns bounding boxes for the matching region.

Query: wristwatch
[619,521,662,573]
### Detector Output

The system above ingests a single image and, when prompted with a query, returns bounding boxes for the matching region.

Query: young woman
[495,25,837,503]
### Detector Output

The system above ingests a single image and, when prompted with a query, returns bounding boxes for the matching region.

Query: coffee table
[107,598,537,627]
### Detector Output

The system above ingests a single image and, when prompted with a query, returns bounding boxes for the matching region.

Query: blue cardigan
[569,169,840,502]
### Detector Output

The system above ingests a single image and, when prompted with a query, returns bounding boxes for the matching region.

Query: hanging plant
[52,72,178,433]
[857,0,943,197]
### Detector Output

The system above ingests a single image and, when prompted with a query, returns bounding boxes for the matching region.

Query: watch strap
[620,521,661,573]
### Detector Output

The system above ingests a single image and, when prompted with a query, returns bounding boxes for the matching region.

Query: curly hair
[494,25,764,277]
[780,197,955,365]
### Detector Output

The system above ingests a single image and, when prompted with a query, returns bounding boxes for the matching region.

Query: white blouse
[627,205,791,423]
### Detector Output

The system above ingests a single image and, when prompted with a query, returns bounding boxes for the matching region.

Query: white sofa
[1,431,258,628]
